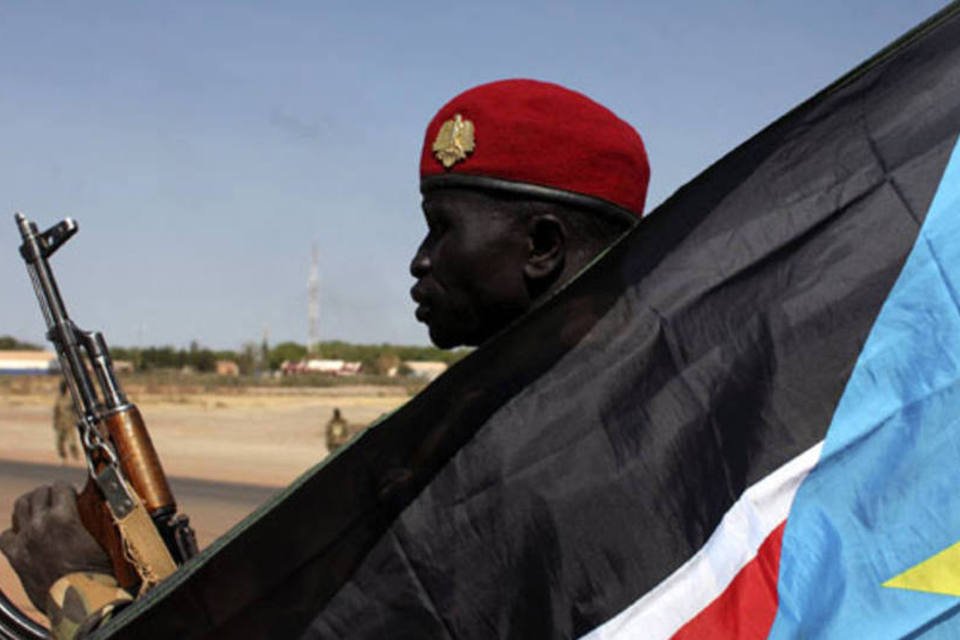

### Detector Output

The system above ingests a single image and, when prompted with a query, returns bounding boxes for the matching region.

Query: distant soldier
[325,408,350,454]
[52,381,80,464]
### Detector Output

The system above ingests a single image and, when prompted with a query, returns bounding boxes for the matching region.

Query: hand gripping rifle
[1,213,197,639]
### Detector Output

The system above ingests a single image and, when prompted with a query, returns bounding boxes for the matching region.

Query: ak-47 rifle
[1,213,197,639]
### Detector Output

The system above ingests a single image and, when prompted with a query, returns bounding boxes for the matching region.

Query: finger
[49,481,77,516]
[27,485,53,516]
[0,528,17,557]
[12,493,31,531]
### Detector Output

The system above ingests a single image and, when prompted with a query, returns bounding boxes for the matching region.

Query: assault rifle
[1,213,197,639]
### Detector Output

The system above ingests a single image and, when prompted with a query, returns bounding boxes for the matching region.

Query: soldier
[1,78,650,638]
[325,407,350,453]
[52,381,80,464]
[410,79,648,349]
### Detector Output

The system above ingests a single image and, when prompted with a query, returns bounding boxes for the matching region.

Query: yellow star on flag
[883,540,960,597]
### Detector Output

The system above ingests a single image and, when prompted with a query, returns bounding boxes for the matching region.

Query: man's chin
[420,309,486,349]
[428,325,463,350]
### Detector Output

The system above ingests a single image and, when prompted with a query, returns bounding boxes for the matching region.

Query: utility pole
[257,325,270,375]
[308,243,320,357]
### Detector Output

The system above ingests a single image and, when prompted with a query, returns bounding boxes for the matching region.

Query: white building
[281,359,362,376]
[0,350,58,375]
[403,361,448,381]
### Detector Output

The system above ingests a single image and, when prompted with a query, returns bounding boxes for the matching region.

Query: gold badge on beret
[432,114,475,168]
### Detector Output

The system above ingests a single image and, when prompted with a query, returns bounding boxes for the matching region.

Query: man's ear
[524,214,566,283]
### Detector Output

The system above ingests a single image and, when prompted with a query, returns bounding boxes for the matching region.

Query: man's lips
[410,283,426,304]
[411,284,432,322]
[414,304,431,322]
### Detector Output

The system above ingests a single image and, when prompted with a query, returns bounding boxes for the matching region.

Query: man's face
[410,189,531,348]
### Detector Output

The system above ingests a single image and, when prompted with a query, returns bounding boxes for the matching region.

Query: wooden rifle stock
[77,480,138,588]
[76,405,179,590]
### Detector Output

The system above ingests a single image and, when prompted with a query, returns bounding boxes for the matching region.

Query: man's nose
[410,242,431,278]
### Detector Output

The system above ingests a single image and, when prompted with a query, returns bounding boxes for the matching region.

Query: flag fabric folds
[770,123,960,638]
[100,4,960,638]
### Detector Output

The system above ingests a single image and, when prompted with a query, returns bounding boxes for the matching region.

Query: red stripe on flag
[672,521,786,640]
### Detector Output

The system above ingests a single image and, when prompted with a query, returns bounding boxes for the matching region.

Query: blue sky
[0,1,950,350]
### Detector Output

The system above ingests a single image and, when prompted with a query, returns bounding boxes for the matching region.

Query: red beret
[420,79,649,221]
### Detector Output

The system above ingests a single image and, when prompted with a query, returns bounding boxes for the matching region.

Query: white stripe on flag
[580,442,823,640]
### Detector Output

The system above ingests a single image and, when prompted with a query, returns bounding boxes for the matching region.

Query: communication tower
[308,244,320,356]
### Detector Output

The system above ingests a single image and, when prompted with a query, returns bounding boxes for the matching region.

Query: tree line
[110,340,467,375]
[0,336,41,351]
[1,334,467,375]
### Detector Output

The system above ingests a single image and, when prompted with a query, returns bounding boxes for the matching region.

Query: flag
[100,4,960,638]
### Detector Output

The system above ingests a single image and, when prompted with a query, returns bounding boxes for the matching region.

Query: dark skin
[0,187,618,615]
[411,187,590,348]
[0,481,112,610]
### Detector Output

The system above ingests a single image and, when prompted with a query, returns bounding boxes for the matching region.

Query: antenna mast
[307,244,320,356]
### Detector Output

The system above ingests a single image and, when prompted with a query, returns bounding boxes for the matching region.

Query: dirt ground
[1,384,409,486]
[0,384,410,628]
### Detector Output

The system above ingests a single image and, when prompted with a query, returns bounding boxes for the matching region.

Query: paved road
[0,458,280,500]
[0,458,282,623]
[0,458,279,546]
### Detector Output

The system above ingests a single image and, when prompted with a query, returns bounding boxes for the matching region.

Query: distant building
[215,360,240,377]
[281,359,362,376]
[0,350,58,375]
[403,361,448,382]
[113,360,135,374]
[338,361,363,376]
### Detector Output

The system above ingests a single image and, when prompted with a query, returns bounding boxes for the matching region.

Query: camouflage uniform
[325,408,351,453]
[53,391,80,462]
[46,572,132,639]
